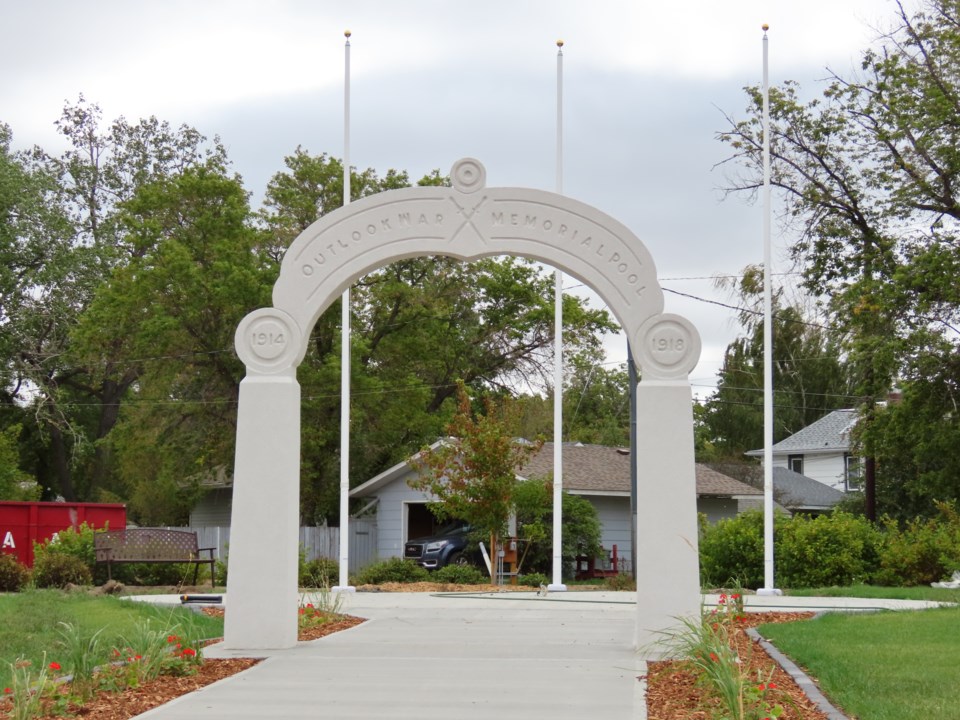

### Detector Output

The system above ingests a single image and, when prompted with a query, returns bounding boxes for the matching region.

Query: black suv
[403,520,475,570]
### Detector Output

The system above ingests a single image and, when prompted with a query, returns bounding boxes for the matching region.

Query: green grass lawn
[760,606,960,719]
[0,590,224,689]
[786,584,960,603]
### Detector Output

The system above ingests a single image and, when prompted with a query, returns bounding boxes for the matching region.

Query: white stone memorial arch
[225,159,701,653]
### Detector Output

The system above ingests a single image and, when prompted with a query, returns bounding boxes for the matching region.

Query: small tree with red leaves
[409,381,543,582]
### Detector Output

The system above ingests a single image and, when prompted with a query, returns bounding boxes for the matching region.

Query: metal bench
[94,528,216,586]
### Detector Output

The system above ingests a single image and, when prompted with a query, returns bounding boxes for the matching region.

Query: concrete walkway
[128,591,947,720]
[133,591,645,720]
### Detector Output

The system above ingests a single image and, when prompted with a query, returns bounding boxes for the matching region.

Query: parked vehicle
[403,520,477,570]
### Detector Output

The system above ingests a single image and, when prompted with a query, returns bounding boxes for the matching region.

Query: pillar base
[756,588,783,597]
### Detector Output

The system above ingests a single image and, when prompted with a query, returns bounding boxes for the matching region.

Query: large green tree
[72,164,273,522]
[7,99,229,502]
[718,0,960,517]
[701,267,853,460]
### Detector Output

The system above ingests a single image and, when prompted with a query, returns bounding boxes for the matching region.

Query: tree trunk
[48,424,77,501]
[88,372,138,496]
[864,455,877,522]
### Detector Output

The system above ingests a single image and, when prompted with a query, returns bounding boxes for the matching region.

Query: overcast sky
[2,0,903,398]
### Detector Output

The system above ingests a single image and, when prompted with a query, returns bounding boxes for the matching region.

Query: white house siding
[697,497,739,524]
[773,454,846,491]
[373,473,435,560]
[189,488,233,527]
[581,495,632,570]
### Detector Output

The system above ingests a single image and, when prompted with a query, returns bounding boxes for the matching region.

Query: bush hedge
[433,564,487,585]
[875,502,960,586]
[699,503,960,589]
[699,510,766,588]
[351,557,431,585]
[301,557,339,587]
[776,511,881,588]
[32,553,92,588]
[0,553,30,591]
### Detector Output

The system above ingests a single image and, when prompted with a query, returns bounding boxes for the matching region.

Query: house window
[788,454,804,475]
[844,454,862,492]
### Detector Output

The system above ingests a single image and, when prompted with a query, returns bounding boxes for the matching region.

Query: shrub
[32,523,97,570]
[214,557,228,586]
[32,553,92,588]
[698,510,767,589]
[776,511,882,588]
[433,564,487,585]
[604,573,636,591]
[0,553,30,591]
[518,572,549,588]
[875,502,960,586]
[112,562,199,586]
[301,557,339,588]
[351,558,430,585]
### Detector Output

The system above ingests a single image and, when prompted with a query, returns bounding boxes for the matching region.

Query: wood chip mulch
[1,594,837,720]
[0,611,366,720]
[645,612,832,720]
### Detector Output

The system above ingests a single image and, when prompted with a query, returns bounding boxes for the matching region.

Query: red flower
[180,647,197,657]
[48,662,61,671]
[709,652,719,662]
[3,688,11,694]
[167,634,179,643]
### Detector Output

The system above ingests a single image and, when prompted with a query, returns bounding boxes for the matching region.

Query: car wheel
[449,552,469,567]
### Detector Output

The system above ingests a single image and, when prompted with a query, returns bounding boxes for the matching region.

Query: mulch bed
[0,610,366,720]
[645,612,832,720]
[2,588,836,720]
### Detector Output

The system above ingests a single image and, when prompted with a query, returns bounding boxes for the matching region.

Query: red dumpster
[0,501,126,567]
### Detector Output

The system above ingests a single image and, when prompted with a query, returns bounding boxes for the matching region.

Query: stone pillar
[632,315,702,656]
[633,379,701,655]
[224,309,304,650]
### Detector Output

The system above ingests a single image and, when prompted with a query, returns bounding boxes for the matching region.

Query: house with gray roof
[349,441,762,572]
[733,466,847,515]
[745,409,861,494]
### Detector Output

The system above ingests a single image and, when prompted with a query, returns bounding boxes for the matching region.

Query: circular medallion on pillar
[450,158,486,194]
[635,314,701,380]
[235,308,302,374]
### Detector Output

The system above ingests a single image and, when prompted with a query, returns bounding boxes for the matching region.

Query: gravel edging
[746,624,849,720]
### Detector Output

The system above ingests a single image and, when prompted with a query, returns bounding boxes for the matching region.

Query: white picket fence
[170,519,378,573]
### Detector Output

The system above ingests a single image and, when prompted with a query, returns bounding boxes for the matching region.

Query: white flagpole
[335,30,355,593]
[758,24,781,597]
[549,39,567,592]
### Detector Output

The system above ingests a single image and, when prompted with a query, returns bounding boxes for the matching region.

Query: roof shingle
[746,409,857,456]
[520,443,761,497]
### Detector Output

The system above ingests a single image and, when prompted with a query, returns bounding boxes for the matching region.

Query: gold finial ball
[557,39,564,48]
[761,23,769,31]
[345,30,352,38]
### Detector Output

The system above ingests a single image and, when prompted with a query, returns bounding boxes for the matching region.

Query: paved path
[134,591,646,720]
[129,591,947,720]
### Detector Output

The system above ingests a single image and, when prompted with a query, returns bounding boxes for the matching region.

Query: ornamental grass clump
[657,593,789,720]
[5,656,51,720]
[298,584,346,633]
[112,620,202,689]
[55,622,104,702]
